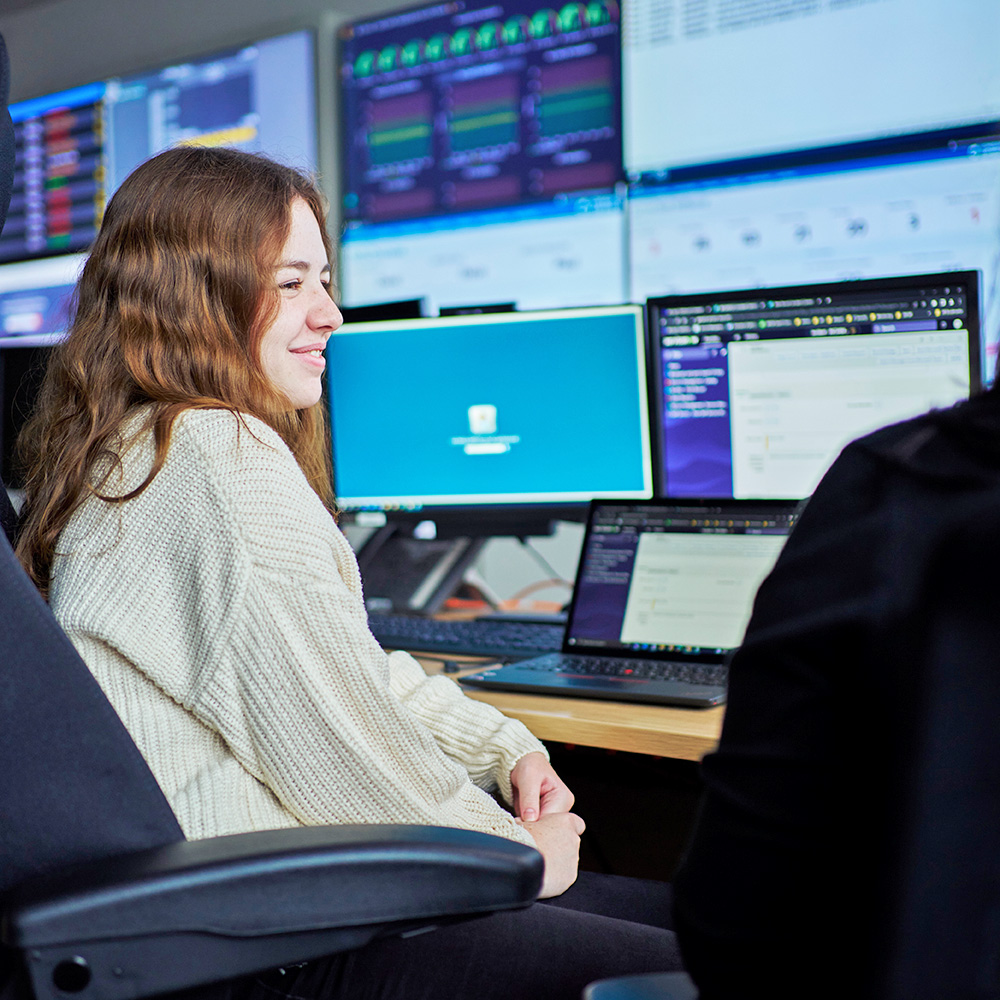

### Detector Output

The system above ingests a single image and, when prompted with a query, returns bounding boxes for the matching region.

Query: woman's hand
[509,751,575,822]
[519,811,586,898]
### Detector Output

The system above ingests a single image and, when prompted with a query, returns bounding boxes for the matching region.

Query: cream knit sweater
[49,408,543,848]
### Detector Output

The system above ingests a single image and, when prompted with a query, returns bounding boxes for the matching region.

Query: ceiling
[2,0,64,14]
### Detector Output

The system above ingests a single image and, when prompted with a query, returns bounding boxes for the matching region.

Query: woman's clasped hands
[510,751,585,898]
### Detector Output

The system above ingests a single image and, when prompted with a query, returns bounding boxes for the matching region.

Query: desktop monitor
[2,82,106,263]
[338,0,623,226]
[325,305,653,534]
[623,0,1000,177]
[103,29,317,193]
[0,252,83,347]
[0,342,49,490]
[336,0,627,313]
[0,29,318,267]
[647,271,981,500]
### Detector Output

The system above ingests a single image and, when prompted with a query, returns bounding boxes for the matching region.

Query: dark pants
[223,872,682,1000]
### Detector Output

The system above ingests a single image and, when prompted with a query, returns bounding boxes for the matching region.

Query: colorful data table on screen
[1,83,107,264]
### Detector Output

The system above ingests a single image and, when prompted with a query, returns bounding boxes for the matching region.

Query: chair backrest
[0,34,19,545]
[0,523,184,995]
[0,524,184,897]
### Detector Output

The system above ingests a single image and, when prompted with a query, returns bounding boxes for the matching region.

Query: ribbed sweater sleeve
[385,649,544,803]
[50,408,542,846]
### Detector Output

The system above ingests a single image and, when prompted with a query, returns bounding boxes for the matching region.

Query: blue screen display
[326,306,652,508]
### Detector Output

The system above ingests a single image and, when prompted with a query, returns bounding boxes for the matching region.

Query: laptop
[460,498,800,708]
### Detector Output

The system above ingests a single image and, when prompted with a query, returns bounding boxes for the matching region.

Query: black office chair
[0,34,18,545]
[0,503,543,1000]
[0,31,542,1000]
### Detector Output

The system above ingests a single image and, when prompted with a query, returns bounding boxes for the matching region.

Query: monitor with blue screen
[647,271,981,500]
[325,305,653,531]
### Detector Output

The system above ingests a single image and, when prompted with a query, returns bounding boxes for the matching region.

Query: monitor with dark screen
[0,253,83,487]
[339,298,424,324]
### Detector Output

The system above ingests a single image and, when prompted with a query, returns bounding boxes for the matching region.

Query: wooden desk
[417,656,724,761]
[462,686,723,760]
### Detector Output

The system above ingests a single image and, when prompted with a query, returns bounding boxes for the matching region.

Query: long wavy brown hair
[16,145,335,596]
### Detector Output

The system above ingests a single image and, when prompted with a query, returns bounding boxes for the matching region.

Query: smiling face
[259,198,343,410]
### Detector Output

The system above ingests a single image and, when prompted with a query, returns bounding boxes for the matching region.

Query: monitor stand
[356,525,485,616]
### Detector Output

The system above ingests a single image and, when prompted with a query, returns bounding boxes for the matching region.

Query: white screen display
[620,531,785,648]
[727,327,972,497]
[340,198,627,313]
[629,148,1000,366]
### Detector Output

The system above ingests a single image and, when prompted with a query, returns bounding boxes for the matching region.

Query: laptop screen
[565,500,800,662]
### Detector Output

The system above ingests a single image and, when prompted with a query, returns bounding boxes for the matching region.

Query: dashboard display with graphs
[338,1,623,226]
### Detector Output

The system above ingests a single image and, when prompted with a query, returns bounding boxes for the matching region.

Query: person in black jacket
[672,388,1000,998]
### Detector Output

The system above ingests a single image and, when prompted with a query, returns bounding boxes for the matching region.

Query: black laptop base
[460,660,726,709]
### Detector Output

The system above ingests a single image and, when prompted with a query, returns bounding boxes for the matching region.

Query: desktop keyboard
[519,653,729,688]
[368,612,565,659]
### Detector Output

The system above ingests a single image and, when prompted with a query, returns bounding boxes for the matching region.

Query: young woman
[15,145,682,999]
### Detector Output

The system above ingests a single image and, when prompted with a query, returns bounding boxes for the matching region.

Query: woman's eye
[280,279,302,291]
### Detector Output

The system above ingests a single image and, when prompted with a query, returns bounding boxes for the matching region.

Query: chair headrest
[0,33,9,104]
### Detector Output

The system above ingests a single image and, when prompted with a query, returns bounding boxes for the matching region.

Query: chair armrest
[3,824,542,1000]
[584,972,699,1000]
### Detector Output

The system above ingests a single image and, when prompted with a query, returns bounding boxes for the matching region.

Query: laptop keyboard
[368,613,565,659]
[520,653,729,688]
